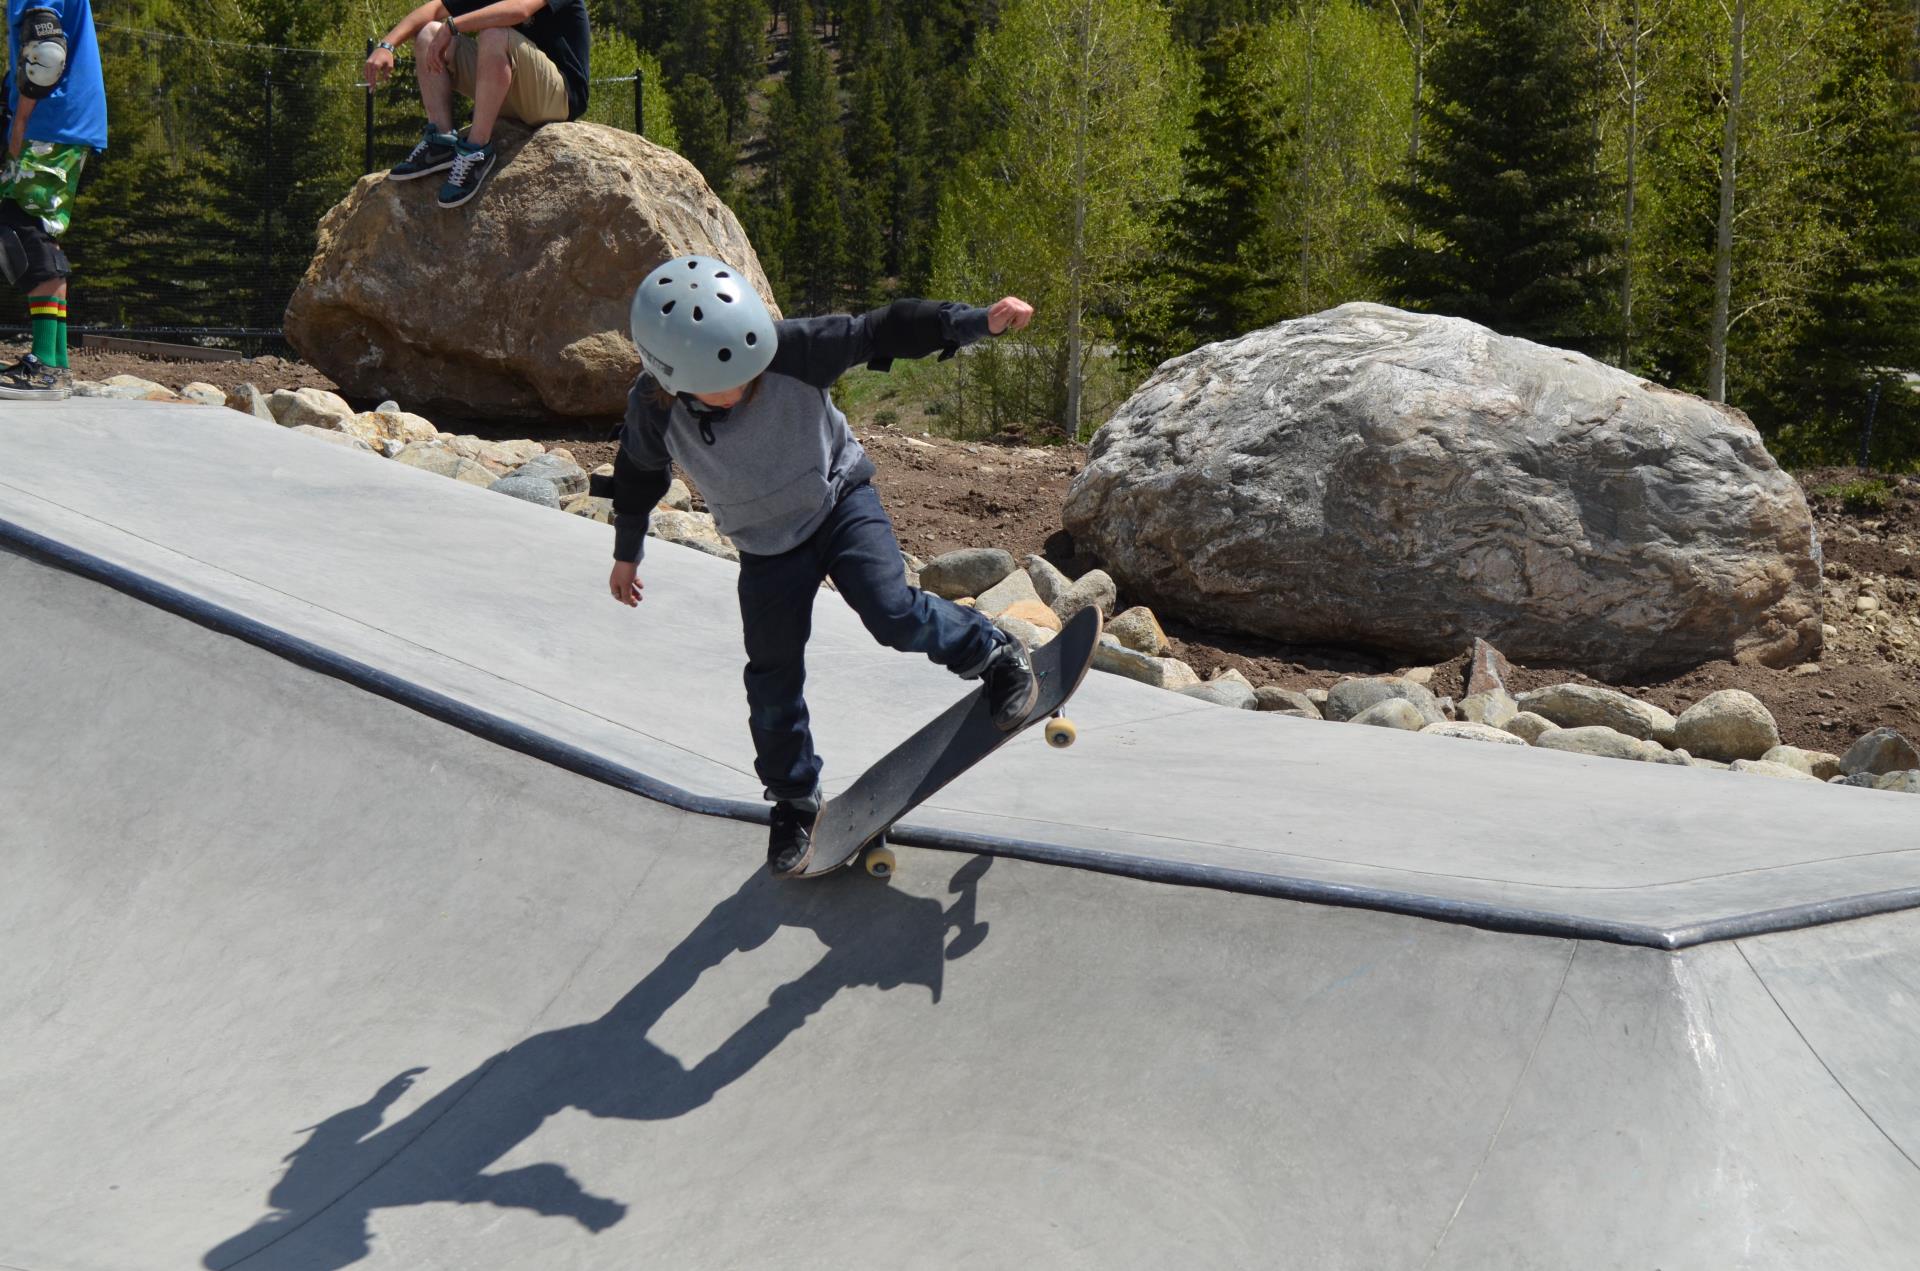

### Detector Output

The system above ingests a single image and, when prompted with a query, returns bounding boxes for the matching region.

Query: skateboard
[795,606,1105,880]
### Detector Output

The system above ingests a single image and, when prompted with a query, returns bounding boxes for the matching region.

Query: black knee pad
[0,204,69,289]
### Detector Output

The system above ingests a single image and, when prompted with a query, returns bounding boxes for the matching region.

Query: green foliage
[1813,477,1896,512]
[1263,3,1412,316]
[66,0,1920,465]
[935,0,1191,438]
[1119,24,1287,368]
[589,29,681,147]
[672,74,736,192]
[754,2,849,312]
[1167,0,1287,48]
[1123,3,1412,369]
[1768,0,1920,467]
[1374,0,1620,350]
[710,0,769,139]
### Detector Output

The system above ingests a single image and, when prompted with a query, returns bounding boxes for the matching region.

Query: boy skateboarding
[608,256,1038,877]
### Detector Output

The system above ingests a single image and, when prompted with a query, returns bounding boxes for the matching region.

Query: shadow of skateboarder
[204,856,995,1269]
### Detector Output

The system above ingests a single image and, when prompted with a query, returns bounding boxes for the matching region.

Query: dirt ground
[80,349,1920,754]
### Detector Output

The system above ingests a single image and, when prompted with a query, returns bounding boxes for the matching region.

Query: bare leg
[415,20,456,133]
[28,279,67,304]
[468,27,516,146]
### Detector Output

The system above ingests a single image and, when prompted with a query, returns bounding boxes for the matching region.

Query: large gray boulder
[1062,304,1822,678]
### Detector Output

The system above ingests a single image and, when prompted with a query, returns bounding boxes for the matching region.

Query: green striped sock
[29,295,61,365]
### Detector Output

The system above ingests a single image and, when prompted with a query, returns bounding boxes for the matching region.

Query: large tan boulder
[285,120,776,422]
[1063,303,1822,679]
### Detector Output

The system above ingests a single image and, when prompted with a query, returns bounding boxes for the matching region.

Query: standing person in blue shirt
[610,256,1040,876]
[364,0,591,208]
[0,0,105,400]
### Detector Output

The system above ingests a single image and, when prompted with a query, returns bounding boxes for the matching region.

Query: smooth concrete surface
[6,554,1920,1270]
[2,400,1917,943]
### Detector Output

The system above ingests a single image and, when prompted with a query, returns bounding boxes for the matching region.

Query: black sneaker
[0,353,70,400]
[388,127,459,181]
[980,638,1039,730]
[437,140,497,208]
[768,797,819,876]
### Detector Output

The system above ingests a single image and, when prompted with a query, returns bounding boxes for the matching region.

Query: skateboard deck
[796,606,1105,879]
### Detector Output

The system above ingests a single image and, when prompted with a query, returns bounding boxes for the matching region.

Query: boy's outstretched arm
[600,385,676,605]
[769,297,1033,390]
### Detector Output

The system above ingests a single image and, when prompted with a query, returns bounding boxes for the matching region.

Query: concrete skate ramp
[5,399,1920,951]
[7,545,1920,1268]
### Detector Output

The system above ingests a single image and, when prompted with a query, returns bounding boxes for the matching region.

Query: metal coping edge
[7,515,1915,953]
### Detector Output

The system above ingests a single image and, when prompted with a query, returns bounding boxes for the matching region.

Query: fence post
[263,69,275,326]
[365,40,376,174]
[634,69,644,137]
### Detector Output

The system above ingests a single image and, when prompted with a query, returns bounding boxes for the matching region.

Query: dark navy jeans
[738,481,1003,802]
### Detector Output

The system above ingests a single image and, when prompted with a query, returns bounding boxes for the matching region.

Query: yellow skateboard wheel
[864,845,897,878]
[1045,718,1077,748]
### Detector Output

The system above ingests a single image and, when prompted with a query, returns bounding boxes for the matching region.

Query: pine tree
[838,0,884,70]
[755,1,847,311]
[673,74,739,194]
[843,58,896,305]
[1372,0,1620,350]
[711,0,768,141]
[1775,0,1920,465]
[672,0,716,81]
[180,0,358,334]
[876,17,933,287]
[1119,25,1286,367]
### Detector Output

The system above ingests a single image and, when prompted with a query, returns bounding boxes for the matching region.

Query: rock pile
[86,371,1917,797]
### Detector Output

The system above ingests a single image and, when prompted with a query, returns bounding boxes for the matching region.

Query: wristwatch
[445,16,459,35]
[377,40,397,53]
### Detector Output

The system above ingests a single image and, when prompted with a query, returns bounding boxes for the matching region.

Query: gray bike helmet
[629,255,778,395]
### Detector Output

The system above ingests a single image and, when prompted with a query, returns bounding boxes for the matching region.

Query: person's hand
[987,296,1034,335]
[609,560,644,607]
[364,45,396,89]
[427,24,456,73]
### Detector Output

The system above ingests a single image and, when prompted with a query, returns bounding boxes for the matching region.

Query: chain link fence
[52,25,652,353]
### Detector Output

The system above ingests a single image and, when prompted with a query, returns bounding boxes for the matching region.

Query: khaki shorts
[451,28,569,125]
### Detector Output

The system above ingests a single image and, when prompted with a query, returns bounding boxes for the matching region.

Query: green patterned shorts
[0,142,89,237]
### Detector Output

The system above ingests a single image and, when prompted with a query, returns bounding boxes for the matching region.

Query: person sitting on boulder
[0,0,106,400]
[607,256,1038,877]
[363,0,590,209]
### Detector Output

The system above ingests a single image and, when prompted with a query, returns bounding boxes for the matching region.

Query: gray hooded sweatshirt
[608,300,994,562]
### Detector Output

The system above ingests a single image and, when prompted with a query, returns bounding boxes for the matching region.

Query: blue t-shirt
[6,0,107,150]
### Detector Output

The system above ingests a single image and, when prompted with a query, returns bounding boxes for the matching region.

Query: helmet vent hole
[693,306,704,321]
[661,300,675,314]
[745,332,758,346]
[716,271,731,279]
[687,260,698,269]
[718,348,733,363]
[719,291,735,303]
[690,283,699,290]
